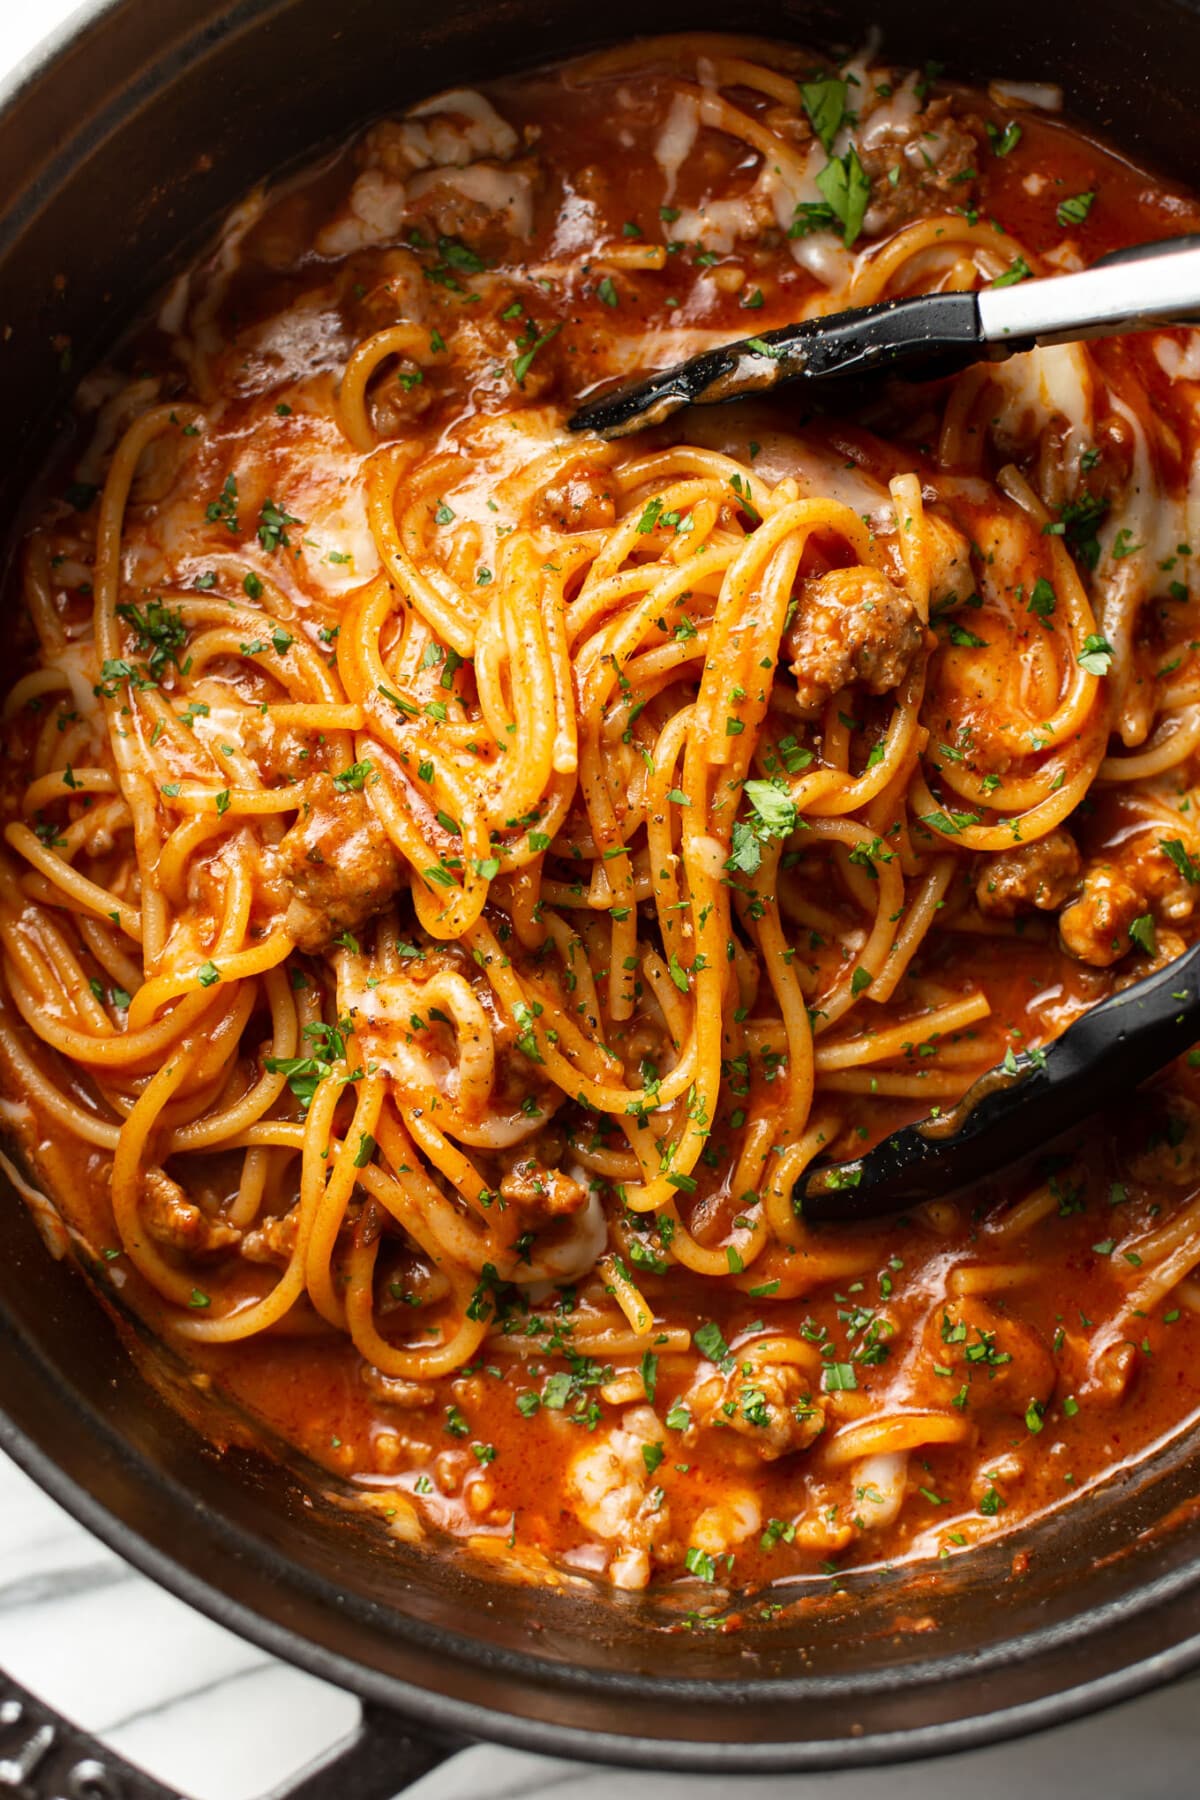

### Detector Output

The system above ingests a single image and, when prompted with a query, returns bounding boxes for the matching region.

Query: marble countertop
[3,7,1200,1796]
[3,1440,1200,1799]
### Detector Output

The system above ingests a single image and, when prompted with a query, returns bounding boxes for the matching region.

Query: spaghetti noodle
[3,34,1200,1596]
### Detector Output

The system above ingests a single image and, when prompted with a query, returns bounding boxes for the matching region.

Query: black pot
[3,4,1200,1795]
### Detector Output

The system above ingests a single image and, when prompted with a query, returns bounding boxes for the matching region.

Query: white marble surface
[4,5,1200,1796]
[3,1438,1200,1800]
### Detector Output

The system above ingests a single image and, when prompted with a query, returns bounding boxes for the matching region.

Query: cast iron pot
[3,3,1200,1794]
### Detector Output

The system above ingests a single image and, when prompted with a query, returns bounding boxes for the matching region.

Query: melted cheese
[989,343,1094,453]
[653,93,699,206]
[1155,331,1200,382]
[408,87,519,163]
[858,72,923,152]
[550,183,600,257]
[318,169,410,257]
[988,79,1063,112]
[408,162,534,239]
[766,147,853,289]
[45,638,102,722]
[664,194,765,255]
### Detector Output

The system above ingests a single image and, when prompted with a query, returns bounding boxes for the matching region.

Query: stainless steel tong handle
[979,232,1200,349]
[569,232,1200,438]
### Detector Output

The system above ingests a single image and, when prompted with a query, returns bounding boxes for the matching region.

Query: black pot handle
[0,1669,460,1800]
[263,1702,459,1800]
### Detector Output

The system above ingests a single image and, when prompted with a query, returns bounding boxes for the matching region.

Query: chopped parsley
[1056,190,1095,228]
[1077,633,1115,676]
[986,120,1022,157]
[1161,838,1200,884]
[815,144,871,249]
[991,255,1032,288]
[205,472,239,533]
[512,320,562,387]
[257,499,302,554]
[799,75,847,154]
[1129,913,1157,956]
[1027,577,1056,619]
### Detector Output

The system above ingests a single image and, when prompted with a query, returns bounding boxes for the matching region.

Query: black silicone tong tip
[568,290,987,438]
[800,940,1200,1224]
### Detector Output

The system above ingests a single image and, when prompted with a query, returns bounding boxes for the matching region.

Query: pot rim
[3,0,1200,1774]
[5,1403,1200,1772]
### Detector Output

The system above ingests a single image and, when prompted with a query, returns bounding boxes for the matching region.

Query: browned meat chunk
[925,512,978,612]
[860,97,981,238]
[278,773,404,953]
[784,566,925,717]
[1058,864,1144,967]
[369,366,435,438]
[361,1365,437,1408]
[538,467,616,532]
[687,1356,825,1461]
[343,249,429,335]
[141,1167,240,1256]
[404,172,527,251]
[974,829,1082,919]
[498,1154,587,1215]
[919,1296,1054,1419]
[241,1208,298,1266]
[1116,828,1200,924]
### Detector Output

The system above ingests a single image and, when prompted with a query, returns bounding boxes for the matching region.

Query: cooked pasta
[3,34,1200,1598]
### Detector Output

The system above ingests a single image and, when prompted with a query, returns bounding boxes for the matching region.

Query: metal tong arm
[980,232,1200,348]
[801,939,1200,1223]
[567,233,1200,438]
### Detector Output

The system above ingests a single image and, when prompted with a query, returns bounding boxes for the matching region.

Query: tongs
[569,234,1200,1219]
[568,234,1200,438]
[801,942,1200,1223]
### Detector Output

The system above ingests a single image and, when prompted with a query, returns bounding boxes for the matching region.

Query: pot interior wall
[2,0,1200,1758]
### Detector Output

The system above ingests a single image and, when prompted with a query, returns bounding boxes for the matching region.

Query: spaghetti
[3,34,1200,1596]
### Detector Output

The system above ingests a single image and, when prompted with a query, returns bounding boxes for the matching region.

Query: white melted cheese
[516,1190,608,1284]
[686,411,896,524]
[839,30,882,97]
[299,481,381,595]
[988,79,1063,112]
[857,72,922,152]
[157,270,191,337]
[1155,331,1200,382]
[654,93,699,206]
[1100,394,1196,613]
[45,638,102,722]
[407,88,519,163]
[989,342,1094,453]
[765,146,853,289]
[664,195,764,255]
[253,408,380,596]
[0,1148,68,1260]
[316,86,524,258]
[1092,392,1200,744]
[239,295,352,385]
[190,691,257,763]
[1040,242,1086,274]
[317,169,410,257]
[849,1452,908,1529]
[338,971,457,1097]
[433,408,569,567]
[550,184,600,257]
[408,161,534,240]
[653,64,862,292]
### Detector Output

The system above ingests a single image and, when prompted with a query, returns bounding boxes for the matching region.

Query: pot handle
[0,1668,461,1800]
